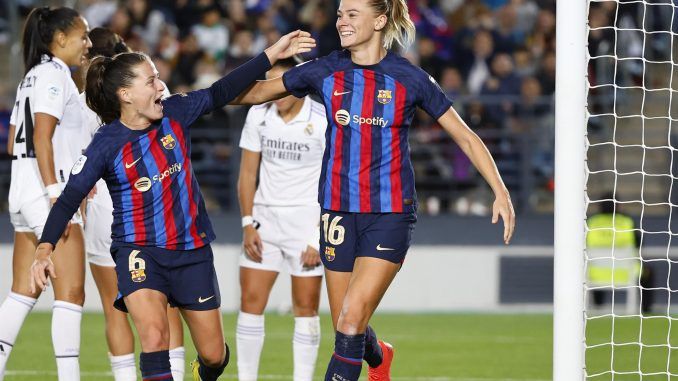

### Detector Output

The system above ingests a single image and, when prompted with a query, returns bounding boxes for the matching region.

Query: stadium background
[0,0,672,379]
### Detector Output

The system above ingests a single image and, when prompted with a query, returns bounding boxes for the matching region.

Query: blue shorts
[319,209,417,272]
[111,243,221,312]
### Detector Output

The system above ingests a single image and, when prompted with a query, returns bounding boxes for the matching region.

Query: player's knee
[138,324,170,351]
[56,287,85,306]
[337,304,369,334]
[240,291,268,313]
[199,344,226,368]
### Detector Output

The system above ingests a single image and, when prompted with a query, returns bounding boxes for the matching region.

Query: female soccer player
[29,31,315,381]
[231,0,516,380]
[236,58,327,381]
[81,27,185,381]
[0,7,91,380]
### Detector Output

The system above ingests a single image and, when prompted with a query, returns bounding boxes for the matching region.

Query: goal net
[585,0,678,379]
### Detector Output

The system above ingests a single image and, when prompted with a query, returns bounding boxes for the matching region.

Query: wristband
[46,183,61,199]
[242,215,254,228]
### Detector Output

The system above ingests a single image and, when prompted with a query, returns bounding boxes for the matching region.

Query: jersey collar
[41,55,70,73]
[266,96,312,125]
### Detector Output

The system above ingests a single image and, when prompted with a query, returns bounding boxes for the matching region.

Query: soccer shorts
[240,204,323,277]
[10,194,83,239]
[85,201,115,267]
[319,208,417,272]
[112,243,221,312]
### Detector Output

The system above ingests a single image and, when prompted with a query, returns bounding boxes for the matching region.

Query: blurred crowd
[0,0,558,214]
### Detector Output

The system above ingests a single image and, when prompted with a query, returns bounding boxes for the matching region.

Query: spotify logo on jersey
[335,109,350,126]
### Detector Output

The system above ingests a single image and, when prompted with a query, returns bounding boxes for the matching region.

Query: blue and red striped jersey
[283,50,453,213]
[66,91,216,250]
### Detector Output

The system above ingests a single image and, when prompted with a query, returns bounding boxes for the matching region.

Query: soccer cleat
[191,359,202,380]
[367,340,394,381]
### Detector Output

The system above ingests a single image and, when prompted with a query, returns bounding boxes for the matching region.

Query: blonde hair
[369,0,416,49]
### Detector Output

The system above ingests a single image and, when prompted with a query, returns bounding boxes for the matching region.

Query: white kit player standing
[236,58,327,381]
[0,7,91,381]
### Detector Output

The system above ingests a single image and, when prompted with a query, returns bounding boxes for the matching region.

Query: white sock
[109,353,137,381]
[169,346,185,380]
[0,292,37,381]
[292,316,320,381]
[52,300,82,381]
[236,312,265,381]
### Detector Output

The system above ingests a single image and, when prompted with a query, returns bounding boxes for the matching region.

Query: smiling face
[120,58,166,123]
[56,16,92,67]
[336,0,386,50]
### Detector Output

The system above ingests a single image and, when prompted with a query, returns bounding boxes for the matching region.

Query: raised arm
[438,107,516,244]
[229,76,289,105]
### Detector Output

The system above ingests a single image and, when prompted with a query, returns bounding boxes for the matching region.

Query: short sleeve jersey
[9,56,86,212]
[282,50,453,213]
[239,96,327,207]
[66,90,216,250]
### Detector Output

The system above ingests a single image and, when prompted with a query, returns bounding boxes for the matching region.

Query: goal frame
[554,0,587,380]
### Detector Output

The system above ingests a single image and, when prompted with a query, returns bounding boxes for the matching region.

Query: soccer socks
[196,343,230,381]
[140,350,172,380]
[0,292,36,380]
[52,300,82,381]
[109,353,137,381]
[363,325,383,368]
[293,316,321,381]
[324,332,365,381]
[236,311,265,380]
[169,346,185,381]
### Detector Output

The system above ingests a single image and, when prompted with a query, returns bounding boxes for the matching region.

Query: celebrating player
[236,58,327,381]
[0,7,91,381]
[80,27,186,381]
[231,0,516,380]
[29,31,315,381]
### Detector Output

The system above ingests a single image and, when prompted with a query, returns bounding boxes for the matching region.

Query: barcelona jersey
[65,91,216,250]
[283,50,453,213]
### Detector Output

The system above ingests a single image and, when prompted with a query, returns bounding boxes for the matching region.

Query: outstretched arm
[438,107,516,244]
[229,76,289,105]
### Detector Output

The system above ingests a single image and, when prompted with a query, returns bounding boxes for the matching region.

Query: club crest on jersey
[377,90,392,105]
[161,134,176,150]
[325,247,336,262]
[304,123,314,136]
[134,177,152,192]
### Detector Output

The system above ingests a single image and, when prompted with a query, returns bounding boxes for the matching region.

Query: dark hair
[22,6,81,74]
[273,57,298,71]
[86,52,148,124]
[87,27,130,59]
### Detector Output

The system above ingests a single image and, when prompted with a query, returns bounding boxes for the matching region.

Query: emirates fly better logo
[334,109,389,128]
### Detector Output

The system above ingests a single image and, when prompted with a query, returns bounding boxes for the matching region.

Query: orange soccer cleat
[367,340,394,381]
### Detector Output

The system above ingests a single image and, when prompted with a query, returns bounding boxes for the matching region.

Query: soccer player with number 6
[231,0,516,380]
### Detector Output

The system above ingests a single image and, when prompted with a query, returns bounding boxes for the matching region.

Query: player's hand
[300,245,321,269]
[30,243,56,294]
[243,225,263,263]
[492,192,515,245]
[264,30,316,64]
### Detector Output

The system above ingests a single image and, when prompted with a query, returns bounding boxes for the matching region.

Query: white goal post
[554,0,586,380]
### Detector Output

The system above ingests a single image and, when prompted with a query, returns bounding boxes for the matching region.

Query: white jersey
[239,96,327,207]
[8,56,85,212]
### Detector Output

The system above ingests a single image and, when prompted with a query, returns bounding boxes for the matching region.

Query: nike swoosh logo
[198,295,215,303]
[376,244,395,251]
[125,157,142,169]
[333,90,351,96]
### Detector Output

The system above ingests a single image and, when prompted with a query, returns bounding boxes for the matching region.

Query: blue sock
[324,331,365,381]
[140,350,173,380]
[197,343,230,381]
[363,325,383,368]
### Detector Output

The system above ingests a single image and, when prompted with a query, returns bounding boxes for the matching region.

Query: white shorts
[10,195,83,240]
[84,201,115,267]
[240,204,323,277]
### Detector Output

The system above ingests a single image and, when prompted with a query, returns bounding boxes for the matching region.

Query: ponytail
[86,52,148,124]
[22,7,81,74]
[369,0,415,50]
[87,27,131,59]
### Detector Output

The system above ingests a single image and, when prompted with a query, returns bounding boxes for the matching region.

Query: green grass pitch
[6,312,676,380]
